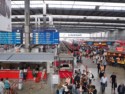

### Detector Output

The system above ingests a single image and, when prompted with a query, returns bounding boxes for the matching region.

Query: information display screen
[0,32,21,44]
[87,42,93,45]
[32,30,59,44]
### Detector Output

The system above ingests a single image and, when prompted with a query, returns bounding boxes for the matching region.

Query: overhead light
[12,15,125,21]
[11,1,125,10]
[48,4,95,9]
[54,21,125,26]
[45,1,125,7]
[99,6,125,11]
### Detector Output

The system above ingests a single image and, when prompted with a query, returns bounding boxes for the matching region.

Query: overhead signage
[0,0,11,32]
[107,42,111,45]
[32,30,59,44]
[87,42,93,45]
[68,33,82,37]
[116,47,124,52]
[93,42,107,46]
[60,33,90,38]
[101,43,106,45]
[0,32,21,44]
[94,43,99,46]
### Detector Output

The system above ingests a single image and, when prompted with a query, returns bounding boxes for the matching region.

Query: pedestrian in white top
[88,70,94,84]
[0,78,4,94]
[100,74,108,93]
[62,82,69,94]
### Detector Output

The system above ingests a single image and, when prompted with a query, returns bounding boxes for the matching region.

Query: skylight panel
[99,6,124,11]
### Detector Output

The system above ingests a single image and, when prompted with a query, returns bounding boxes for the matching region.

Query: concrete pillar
[35,17,38,30]
[55,45,57,56]
[95,32,97,40]
[47,62,50,73]
[25,0,30,52]
[43,3,47,29]
[100,32,103,40]
[49,15,54,28]
[90,33,91,40]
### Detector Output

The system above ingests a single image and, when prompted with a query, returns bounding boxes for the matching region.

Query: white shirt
[24,69,27,72]
[88,73,93,80]
[96,55,99,59]
[100,77,108,84]
[0,81,4,92]
[63,85,69,92]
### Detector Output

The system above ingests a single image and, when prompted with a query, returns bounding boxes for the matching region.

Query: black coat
[117,85,125,94]
[74,75,80,84]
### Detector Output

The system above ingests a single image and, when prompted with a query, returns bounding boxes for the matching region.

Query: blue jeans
[101,83,106,93]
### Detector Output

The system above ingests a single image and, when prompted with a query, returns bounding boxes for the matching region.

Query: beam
[24,0,30,52]
[11,0,125,3]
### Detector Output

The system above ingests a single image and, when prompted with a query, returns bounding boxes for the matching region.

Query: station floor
[16,80,51,94]
[15,57,125,94]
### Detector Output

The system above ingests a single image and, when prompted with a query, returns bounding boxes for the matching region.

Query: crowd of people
[56,45,125,94]
[56,68,97,94]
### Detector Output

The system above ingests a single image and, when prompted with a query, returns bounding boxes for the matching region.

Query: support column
[101,32,103,40]
[90,33,92,40]
[49,15,54,28]
[47,62,50,73]
[35,17,38,30]
[25,0,30,52]
[43,3,47,29]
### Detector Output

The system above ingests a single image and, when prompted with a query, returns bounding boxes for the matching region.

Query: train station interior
[0,0,125,94]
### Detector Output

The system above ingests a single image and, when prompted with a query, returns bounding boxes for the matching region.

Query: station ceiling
[11,0,125,33]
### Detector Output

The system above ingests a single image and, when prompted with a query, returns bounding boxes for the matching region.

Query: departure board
[0,32,21,44]
[87,42,93,45]
[32,31,59,44]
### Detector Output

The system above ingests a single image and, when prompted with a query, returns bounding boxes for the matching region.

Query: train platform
[82,57,125,94]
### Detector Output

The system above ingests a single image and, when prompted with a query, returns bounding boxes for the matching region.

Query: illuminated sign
[94,43,98,46]
[68,34,82,36]
[0,32,21,44]
[116,47,124,52]
[32,30,59,44]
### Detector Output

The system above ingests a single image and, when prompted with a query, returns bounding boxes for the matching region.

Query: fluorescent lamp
[45,1,125,7]
[49,4,95,9]
[11,5,24,8]
[54,21,125,25]
[30,5,43,8]
[100,6,125,11]
[11,15,125,21]
[11,1,24,5]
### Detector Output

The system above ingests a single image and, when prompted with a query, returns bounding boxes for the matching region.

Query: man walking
[110,72,117,93]
[100,73,108,93]
[0,78,4,94]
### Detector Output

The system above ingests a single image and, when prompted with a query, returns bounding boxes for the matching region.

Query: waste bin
[18,79,23,90]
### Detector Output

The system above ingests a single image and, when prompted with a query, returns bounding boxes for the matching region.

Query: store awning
[0,53,54,63]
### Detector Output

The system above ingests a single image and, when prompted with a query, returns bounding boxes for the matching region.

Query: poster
[52,74,59,84]
[0,0,11,32]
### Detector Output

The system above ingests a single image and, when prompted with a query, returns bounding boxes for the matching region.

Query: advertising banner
[0,0,11,32]
[116,47,124,52]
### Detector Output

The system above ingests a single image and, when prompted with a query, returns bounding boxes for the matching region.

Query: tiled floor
[81,57,125,94]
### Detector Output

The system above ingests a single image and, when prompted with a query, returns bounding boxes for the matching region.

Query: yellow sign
[101,43,106,45]
[94,43,99,46]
